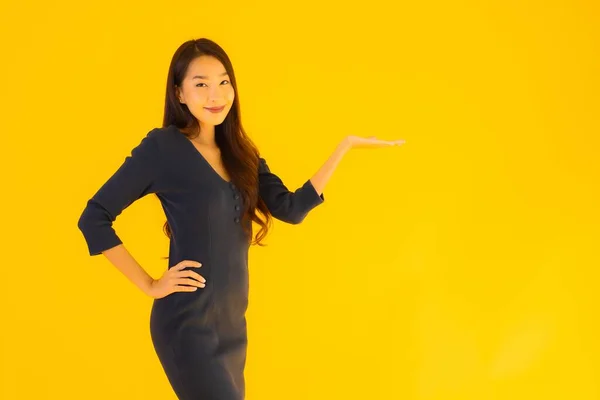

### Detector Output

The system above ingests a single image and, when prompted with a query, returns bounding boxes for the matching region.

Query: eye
[195,80,230,87]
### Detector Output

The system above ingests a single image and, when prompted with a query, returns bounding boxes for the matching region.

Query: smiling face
[176,55,235,129]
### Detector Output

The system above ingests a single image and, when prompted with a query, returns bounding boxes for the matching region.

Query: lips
[205,105,225,113]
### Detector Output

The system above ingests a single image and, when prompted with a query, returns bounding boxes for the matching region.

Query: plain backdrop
[0,0,599,399]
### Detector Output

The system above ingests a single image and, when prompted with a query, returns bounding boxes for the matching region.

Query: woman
[77,38,405,400]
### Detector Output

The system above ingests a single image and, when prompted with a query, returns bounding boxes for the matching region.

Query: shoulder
[128,126,178,163]
[143,124,183,152]
[258,156,270,173]
[143,124,201,168]
[146,124,178,142]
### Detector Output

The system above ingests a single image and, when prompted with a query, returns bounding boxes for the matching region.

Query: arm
[258,156,326,225]
[308,139,351,196]
[77,128,162,296]
[258,140,351,224]
[309,135,405,194]
[101,244,155,297]
[258,135,403,225]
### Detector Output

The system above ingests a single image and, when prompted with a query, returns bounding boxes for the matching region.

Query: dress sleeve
[77,129,162,256]
[258,157,324,224]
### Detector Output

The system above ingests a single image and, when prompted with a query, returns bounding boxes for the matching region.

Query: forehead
[186,56,228,79]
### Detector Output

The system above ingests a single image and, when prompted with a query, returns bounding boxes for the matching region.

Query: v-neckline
[171,125,232,184]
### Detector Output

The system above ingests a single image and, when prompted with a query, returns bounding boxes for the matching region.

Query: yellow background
[1,0,599,399]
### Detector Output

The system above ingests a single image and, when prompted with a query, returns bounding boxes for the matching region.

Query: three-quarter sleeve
[77,129,162,256]
[258,157,324,224]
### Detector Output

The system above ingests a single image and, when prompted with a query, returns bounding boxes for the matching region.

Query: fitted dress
[77,124,325,399]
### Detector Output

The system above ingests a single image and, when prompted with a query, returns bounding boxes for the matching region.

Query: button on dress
[77,124,325,399]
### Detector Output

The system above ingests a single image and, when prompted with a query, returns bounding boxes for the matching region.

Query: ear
[175,86,185,104]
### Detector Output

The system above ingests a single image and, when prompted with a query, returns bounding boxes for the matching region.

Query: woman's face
[176,55,235,128]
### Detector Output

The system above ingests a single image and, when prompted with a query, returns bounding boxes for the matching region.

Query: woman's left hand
[342,135,405,150]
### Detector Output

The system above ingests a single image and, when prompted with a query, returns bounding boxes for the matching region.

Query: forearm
[102,244,154,296]
[309,139,351,196]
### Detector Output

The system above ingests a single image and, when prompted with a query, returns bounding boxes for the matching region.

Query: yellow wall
[1,0,598,399]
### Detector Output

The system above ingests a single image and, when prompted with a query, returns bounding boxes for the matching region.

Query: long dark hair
[159,38,272,246]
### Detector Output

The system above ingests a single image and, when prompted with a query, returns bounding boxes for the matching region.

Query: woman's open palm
[345,135,405,149]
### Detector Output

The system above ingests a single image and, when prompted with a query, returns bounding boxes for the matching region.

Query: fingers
[174,277,206,289]
[375,138,404,145]
[177,285,199,292]
[164,260,208,294]
[173,259,202,270]
[181,270,206,283]
[360,136,404,143]
[370,138,405,146]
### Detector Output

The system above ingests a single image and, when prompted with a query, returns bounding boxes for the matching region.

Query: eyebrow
[192,72,229,80]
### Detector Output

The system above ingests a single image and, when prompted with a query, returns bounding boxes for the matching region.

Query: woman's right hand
[147,260,206,299]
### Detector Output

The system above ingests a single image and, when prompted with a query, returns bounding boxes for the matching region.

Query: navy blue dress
[77,124,325,399]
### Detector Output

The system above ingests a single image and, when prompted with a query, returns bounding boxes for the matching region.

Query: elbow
[286,217,304,225]
[77,211,88,233]
[276,210,308,225]
[77,198,113,234]
[77,211,121,256]
[77,206,95,234]
[76,213,96,251]
[268,200,318,225]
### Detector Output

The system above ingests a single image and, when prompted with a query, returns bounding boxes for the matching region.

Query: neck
[193,123,217,147]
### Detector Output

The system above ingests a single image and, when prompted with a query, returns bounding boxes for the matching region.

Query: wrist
[338,137,352,153]
[142,277,156,297]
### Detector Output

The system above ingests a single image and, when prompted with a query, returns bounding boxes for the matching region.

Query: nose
[208,86,225,103]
